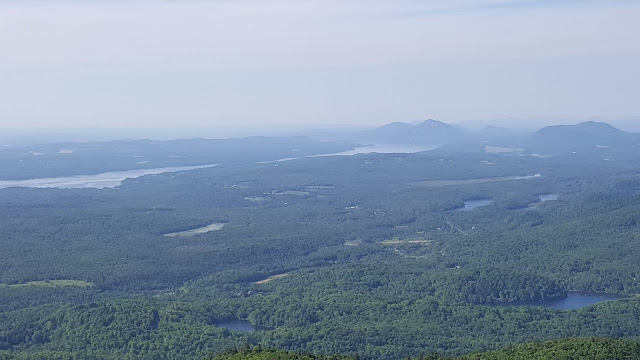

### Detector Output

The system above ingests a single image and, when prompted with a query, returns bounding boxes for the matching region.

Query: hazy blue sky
[1,0,639,130]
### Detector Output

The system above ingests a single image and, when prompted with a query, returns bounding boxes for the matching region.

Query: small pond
[214,319,271,333]
[490,292,625,310]
[452,198,494,212]
[512,194,558,211]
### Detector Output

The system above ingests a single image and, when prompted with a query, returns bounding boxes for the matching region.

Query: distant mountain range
[331,119,638,155]
[4,120,637,160]
[349,119,465,146]
[529,121,633,145]
[343,119,536,147]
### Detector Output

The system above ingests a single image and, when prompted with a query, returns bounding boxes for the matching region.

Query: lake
[2,145,434,189]
[214,319,270,333]
[492,292,625,310]
[513,193,559,211]
[315,145,438,157]
[453,198,494,212]
[259,145,438,163]
[0,164,217,190]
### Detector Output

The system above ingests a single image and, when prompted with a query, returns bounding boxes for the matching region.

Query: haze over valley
[2,0,640,359]
[2,118,640,359]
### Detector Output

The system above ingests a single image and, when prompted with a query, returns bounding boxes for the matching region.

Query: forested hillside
[2,145,640,359]
[210,339,640,360]
[3,0,639,355]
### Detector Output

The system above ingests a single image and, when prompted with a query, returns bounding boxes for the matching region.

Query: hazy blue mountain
[534,121,627,141]
[350,119,465,146]
[525,121,638,153]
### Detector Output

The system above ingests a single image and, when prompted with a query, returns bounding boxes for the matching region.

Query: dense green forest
[209,339,640,360]
[2,142,640,358]
[454,338,640,360]
[211,348,354,360]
